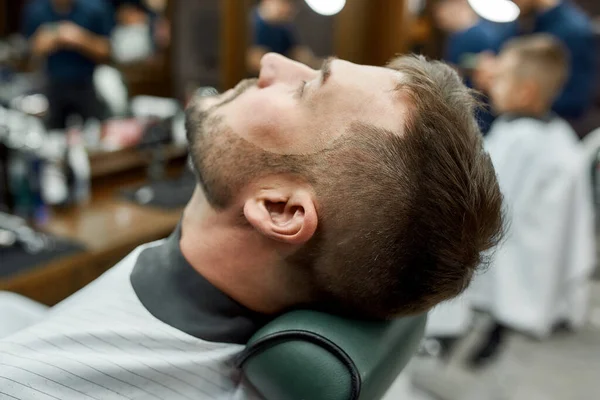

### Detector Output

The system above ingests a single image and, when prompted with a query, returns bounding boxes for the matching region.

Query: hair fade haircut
[186,55,504,319]
[502,33,569,104]
[295,55,505,319]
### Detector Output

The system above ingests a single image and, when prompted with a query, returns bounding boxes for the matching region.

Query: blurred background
[0,1,599,399]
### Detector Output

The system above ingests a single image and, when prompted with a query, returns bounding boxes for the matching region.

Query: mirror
[171,0,221,100]
[246,0,337,76]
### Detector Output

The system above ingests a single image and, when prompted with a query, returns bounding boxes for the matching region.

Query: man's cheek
[229,99,282,134]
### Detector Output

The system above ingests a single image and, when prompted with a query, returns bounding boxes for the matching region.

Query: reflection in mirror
[172,0,221,101]
[111,0,171,64]
[247,0,335,76]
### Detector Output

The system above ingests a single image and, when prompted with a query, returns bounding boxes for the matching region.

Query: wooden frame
[335,0,411,66]
[220,0,253,90]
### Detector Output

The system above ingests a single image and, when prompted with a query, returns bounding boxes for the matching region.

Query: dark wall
[171,0,221,98]
[1,0,27,37]
[574,0,600,17]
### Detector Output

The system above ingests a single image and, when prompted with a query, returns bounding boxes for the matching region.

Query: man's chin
[195,95,222,112]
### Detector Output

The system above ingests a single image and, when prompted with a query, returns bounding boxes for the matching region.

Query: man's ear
[244,188,317,245]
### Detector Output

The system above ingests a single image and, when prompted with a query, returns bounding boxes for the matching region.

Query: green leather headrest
[238,310,427,400]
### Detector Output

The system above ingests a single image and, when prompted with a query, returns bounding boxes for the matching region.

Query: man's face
[264,0,297,22]
[490,51,525,114]
[433,0,473,33]
[187,53,404,207]
[276,0,296,21]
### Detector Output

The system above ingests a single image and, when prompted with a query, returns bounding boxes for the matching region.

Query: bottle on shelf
[66,115,91,205]
[0,124,13,213]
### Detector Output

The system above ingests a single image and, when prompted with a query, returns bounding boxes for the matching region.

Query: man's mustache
[186,78,258,145]
[218,78,259,108]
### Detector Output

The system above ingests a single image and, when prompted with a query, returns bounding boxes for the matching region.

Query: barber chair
[239,310,427,400]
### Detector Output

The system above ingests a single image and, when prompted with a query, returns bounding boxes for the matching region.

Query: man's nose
[258,53,315,88]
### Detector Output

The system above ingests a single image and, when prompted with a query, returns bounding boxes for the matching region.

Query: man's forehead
[334,61,406,130]
[209,59,407,157]
[343,59,403,82]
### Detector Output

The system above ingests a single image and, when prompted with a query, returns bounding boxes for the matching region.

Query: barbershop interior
[1,0,600,399]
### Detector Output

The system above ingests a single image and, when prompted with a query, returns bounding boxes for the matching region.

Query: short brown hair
[292,56,504,318]
[502,33,569,104]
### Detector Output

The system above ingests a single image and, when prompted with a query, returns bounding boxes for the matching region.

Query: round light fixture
[304,0,346,16]
[468,0,520,23]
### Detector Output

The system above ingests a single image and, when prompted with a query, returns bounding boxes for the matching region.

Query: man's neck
[179,189,309,315]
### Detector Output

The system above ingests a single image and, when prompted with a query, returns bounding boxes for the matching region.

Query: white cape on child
[469,115,596,338]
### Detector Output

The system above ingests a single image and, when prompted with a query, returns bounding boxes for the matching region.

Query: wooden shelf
[89,144,187,178]
[0,160,187,305]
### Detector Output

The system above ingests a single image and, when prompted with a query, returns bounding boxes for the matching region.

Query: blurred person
[0,53,504,399]
[434,0,504,133]
[434,0,503,81]
[111,0,156,63]
[111,0,170,54]
[469,34,595,365]
[474,0,596,123]
[247,0,320,74]
[23,0,112,129]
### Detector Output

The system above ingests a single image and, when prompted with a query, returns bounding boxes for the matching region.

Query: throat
[179,207,306,315]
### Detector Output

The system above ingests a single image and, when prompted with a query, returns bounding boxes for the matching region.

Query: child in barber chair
[468,34,596,366]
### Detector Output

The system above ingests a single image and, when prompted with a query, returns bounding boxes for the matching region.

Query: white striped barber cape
[0,240,264,400]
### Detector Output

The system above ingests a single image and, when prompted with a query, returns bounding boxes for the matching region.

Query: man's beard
[185,78,257,146]
[186,78,312,209]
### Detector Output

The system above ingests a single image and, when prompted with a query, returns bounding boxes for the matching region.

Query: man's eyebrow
[320,56,337,85]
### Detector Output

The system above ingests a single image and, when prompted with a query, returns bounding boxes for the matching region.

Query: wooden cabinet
[0,155,186,306]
